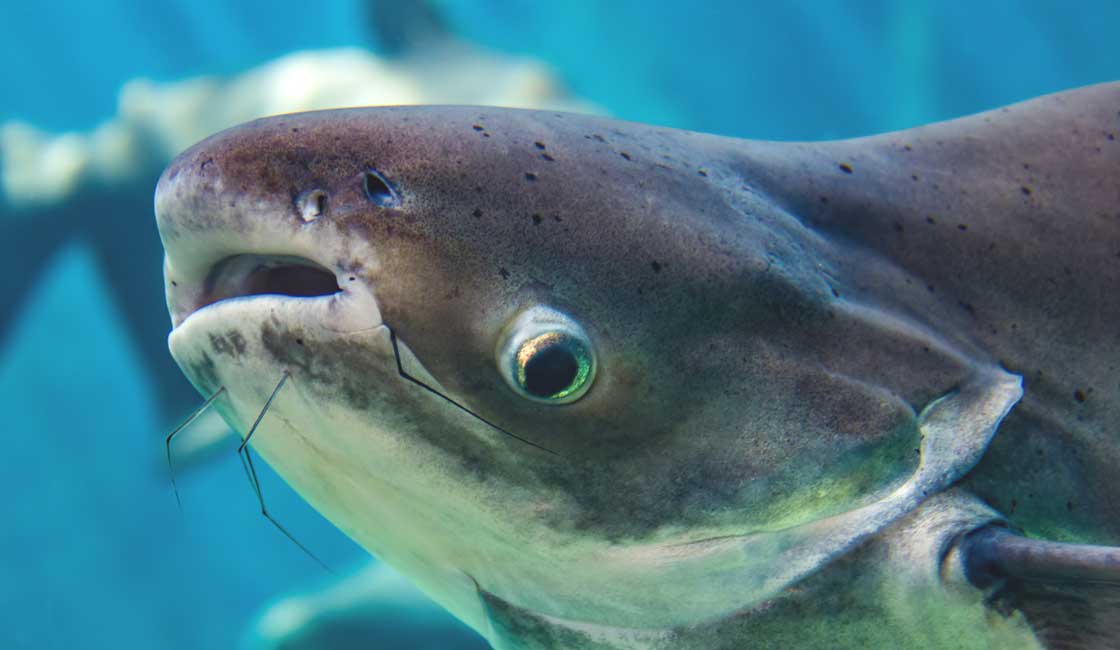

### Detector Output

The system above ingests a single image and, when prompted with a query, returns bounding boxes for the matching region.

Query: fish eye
[496,306,596,404]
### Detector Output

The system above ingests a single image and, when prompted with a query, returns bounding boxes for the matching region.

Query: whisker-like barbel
[235,370,333,573]
[165,385,226,510]
[238,370,289,453]
[239,442,334,574]
[386,325,561,458]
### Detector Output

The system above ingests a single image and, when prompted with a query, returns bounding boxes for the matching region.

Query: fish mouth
[171,253,327,324]
[197,254,342,315]
[167,251,382,335]
[164,231,384,335]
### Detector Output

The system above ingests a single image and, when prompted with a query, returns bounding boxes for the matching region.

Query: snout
[153,116,393,330]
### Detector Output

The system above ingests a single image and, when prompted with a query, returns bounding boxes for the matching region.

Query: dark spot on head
[1074,389,1086,403]
[348,276,355,282]
[839,163,853,174]
[524,173,538,182]
[472,208,483,218]
[531,213,542,225]
[534,141,547,150]
[1021,186,1032,196]
[620,152,632,161]
[650,261,662,273]
[170,280,178,287]
[472,124,484,131]
[541,153,555,162]
[697,169,708,177]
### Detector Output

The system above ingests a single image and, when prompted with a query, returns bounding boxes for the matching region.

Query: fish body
[155,83,1120,649]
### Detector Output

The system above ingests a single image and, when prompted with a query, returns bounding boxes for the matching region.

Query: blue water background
[1,2,1117,648]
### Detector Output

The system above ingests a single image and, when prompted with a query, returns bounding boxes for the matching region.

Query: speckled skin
[155,83,1120,649]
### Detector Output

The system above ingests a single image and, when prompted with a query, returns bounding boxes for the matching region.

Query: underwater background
[2,1,1118,648]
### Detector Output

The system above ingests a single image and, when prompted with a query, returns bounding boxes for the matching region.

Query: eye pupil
[523,345,580,398]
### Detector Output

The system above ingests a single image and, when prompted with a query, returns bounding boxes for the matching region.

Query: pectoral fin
[959,527,1120,650]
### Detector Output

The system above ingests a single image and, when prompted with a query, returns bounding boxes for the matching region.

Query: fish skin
[155,83,1120,649]
[731,85,1120,547]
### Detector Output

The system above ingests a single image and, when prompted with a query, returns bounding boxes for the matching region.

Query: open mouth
[167,251,381,333]
[169,254,344,328]
[199,254,342,311]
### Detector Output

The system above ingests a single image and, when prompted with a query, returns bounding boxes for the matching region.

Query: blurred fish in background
[1,1,1118,649]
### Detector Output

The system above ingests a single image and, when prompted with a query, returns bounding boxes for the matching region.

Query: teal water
[1,2,1117,649]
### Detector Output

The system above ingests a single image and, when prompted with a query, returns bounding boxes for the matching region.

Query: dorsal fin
[961,526,1120,650]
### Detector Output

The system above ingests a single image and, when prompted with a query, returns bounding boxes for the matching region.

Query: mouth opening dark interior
[203,255,342,307]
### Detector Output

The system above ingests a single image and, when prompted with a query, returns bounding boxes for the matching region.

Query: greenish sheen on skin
[741,423,918,535]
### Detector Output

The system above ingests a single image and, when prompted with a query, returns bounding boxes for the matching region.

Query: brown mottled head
[155,87,1120,645]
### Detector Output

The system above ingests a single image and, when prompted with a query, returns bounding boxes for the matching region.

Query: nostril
[363,169,399,208]
[298,189,328,222]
